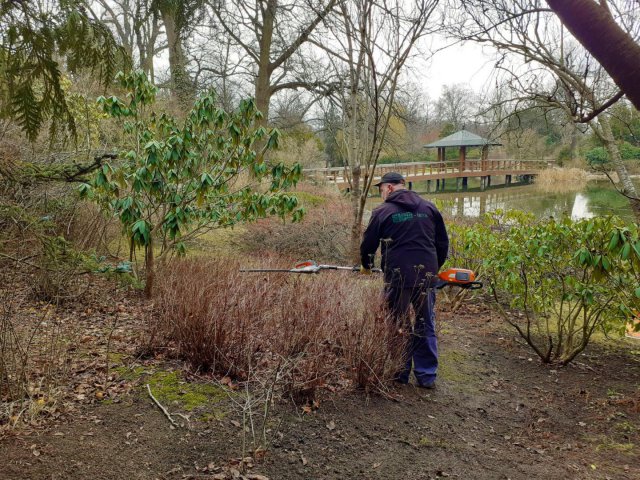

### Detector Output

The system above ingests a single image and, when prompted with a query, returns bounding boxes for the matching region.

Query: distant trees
[91,0,162,80]
[435,84,476,131]
[449,0,640,220]
[206,0,338,126]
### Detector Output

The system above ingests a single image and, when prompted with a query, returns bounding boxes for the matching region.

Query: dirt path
[2,305,639,480]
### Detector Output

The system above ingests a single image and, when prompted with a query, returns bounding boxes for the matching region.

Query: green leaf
[608,231,620,251]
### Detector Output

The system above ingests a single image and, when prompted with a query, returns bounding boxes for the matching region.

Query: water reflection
[439,186,589,219]
[367,180,635,221]
[570,193,593,220]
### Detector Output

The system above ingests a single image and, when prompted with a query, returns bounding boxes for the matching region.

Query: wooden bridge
[304,159,549,192]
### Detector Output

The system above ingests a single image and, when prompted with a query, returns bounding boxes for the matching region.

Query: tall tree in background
[323,0,439,259]
[435,84,476,131]
[208,0,338,126]
[545,0,640,110]
[450,0,640,220]
[153,0,205,104]
[92,0,163,80]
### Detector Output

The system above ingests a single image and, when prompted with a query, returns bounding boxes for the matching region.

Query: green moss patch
[112,366,229,419]
[146,371,227,414]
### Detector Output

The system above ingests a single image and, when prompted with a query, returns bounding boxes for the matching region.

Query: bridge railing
[304,159,549,183]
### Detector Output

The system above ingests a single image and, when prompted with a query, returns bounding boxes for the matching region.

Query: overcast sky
[418,37,499,100]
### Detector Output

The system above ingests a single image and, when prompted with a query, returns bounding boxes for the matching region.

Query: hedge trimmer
[241,260,482,290]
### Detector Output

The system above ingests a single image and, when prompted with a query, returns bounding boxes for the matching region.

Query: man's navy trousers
[386,285,438,386]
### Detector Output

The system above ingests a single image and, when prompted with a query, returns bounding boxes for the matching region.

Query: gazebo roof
[424,129,502,148]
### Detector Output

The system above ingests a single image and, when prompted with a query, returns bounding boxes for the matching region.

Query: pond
[367,177,638,221]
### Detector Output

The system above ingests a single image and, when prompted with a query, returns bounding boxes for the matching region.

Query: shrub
[152,257,404,398]
[619,142,640,160]
[586,142,640,165]
[479,215,639,364]
[241,184,352,264]
[585,146,608,165]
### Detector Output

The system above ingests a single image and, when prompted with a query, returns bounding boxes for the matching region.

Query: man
[360,172,449,388]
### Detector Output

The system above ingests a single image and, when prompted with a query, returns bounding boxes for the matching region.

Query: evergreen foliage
[81,71,304,296]
[0,1,128,141]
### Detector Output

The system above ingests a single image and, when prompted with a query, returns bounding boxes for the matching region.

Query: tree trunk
[568,125,579,164]
[349,165,363,263]
[598,115,640,221]
[161,8,193,106]
[546,0,640,110]
[255,0,276,127]
[144,243,154,298]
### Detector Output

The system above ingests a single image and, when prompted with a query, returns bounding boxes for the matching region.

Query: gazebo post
[481,145,488,170]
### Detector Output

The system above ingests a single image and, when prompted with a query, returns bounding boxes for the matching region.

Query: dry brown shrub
[535,167,588,193]
[152,257,404,399]
[241,183,351,264]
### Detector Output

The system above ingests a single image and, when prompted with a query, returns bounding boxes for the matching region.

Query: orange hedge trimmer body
[241,261,482,290]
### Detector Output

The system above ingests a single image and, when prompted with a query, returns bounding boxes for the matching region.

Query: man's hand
[360,266,372,275]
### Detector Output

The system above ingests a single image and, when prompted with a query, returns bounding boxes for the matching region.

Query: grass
[535,167,588,193]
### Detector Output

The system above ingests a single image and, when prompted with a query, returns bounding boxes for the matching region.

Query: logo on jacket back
[391,212,428,223]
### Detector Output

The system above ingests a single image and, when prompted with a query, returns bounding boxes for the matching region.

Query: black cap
[374,172,405,186]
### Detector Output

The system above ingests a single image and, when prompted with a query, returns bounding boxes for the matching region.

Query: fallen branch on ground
[146,383,178,428]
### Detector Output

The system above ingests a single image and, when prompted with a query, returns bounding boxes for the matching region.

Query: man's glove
[359,266,372,275]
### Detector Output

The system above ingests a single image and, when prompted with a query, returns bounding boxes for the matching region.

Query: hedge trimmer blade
[240,261,482,290]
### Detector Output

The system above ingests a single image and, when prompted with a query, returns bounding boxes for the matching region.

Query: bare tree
[545,0,640,110]
[90,1,163,80]
[206,0,339,126]
[435,84,476,131]
[450,0,640,220]
[321,0,439,260]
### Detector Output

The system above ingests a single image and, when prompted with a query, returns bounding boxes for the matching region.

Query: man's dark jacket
[360,189,449,288]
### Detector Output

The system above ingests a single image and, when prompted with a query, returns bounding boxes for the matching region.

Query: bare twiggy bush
[153,257,405,399]
[535,167,588,193]
[0,295,73,430]
[63,200,118,253]
[241,184,351,264]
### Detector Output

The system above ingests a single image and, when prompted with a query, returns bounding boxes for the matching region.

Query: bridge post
[486,175,491,187]
[462,177,468,190]
[436,179,440,191]
[456,178,461,192]
[441,179,446,192]
[480,176,487,192]
[427,180,433,193]
[505,174,512,185]
[408,181,413,191]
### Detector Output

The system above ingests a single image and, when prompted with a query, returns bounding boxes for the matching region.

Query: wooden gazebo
[424,129,501,169]
[424,129,502,190]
